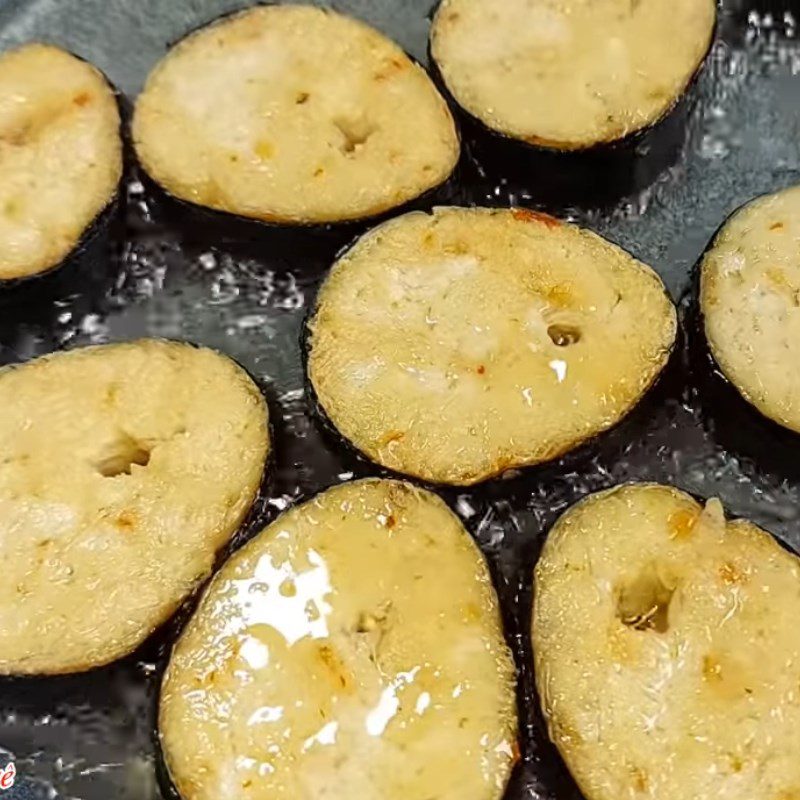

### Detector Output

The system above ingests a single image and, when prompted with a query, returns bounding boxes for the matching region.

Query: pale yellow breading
[160,479,517,800]
[534,483,800,800]
[701,184,800,433]
[133,5,459,224]
[431,0,716,149]
[0,340,269,675]
[0,43,122,280]
[307,207,676,485]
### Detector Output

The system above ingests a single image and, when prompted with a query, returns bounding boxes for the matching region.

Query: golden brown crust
[0,43,122,280]
[0,340,269,675]
[308,207,676,485]
[160,478,517,800]
[701,184,800,433]
[534,483,800,800]
[133,5,459,224]
[431,0,716,149]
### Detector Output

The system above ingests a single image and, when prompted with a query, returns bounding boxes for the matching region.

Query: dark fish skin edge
[135,155,467,261]
[149,462,520,800]
[0,53,127,301]
[133,3,466,250]
[686,189,800,483]
[146,339,279,800]
[425,0,719,209]
[528,472,800,800]
[300,209,682,490]
[0,338,275,680]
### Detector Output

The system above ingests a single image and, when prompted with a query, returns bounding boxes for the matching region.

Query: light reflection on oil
[302,720,339,753]
[365,667,420,737]
[227,548,333,647]
[161,480,518,799]
[549,358,568,383]
[247,705,284,725]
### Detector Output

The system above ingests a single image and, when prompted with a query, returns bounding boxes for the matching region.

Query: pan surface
[2,1,800,798]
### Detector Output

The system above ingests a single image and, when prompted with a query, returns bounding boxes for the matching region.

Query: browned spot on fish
[703,654,723,682]
[719,561,746,586]
[114,510,137,531]
[374,56,408,81]
[318,644,352,692]
[313,167,325,178]
[630,766,649,793]
[668,508,699,540]
[511,739,521,765]
[543,284,574,308]
[770,221,785,231]
[380,430,405,447]
[512,208,561,228]
[385,514,396,529]
[729,755,744,774]
[476,365,486,375]
[73,91,92,107]
[104,384,119,406]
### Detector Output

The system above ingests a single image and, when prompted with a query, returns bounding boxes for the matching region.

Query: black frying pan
[2,1,800,798]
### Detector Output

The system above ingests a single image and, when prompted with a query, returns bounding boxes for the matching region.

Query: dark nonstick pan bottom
[2,2,800,799]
